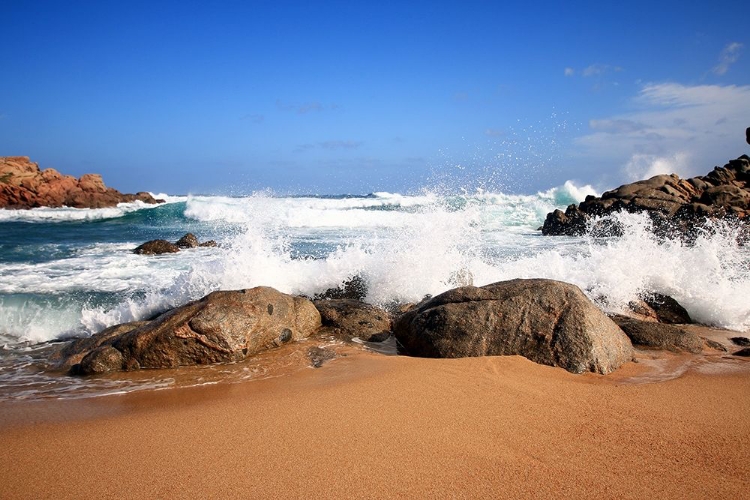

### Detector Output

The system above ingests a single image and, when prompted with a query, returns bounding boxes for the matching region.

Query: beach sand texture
[1,348,748,499]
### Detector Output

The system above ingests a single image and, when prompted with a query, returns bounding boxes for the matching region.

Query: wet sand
[1,349,749,499]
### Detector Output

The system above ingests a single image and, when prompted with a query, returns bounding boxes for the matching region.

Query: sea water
[1,186,748,399]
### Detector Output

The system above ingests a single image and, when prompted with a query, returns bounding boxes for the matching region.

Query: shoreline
[1,347,748,499]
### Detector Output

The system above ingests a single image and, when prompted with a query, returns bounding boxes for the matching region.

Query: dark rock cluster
[134,233,217,255]
[543,155,750,237]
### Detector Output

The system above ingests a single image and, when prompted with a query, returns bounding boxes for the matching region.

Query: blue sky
[1,1,749,195]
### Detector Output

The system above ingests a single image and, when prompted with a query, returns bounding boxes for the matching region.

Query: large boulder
[393,279,633,374]
[314,299,392,342]
[0,156,163,209]
[61,287,321,375]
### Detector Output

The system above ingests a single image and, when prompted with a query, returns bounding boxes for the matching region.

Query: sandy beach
[1,346,748,499]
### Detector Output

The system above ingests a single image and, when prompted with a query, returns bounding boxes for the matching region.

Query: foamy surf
[1,182,748,351]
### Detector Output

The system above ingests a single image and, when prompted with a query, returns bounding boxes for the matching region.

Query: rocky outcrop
[610,315,703,354]
[393,279,633,374]
[134,233,217,255]
[0,156,163,209]
[543,155,750,236]
[58,287,321,375]
[314,299,392,342]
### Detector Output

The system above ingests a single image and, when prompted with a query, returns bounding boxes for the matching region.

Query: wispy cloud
[276,99,337,114]
[712,42,743,75]
[564,67,575,77]
[575,82,750,184]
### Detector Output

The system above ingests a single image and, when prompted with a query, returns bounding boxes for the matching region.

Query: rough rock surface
[610,315,703,354]
[314,299,392,341]
[134,233,217,255]
[59,287,321,375]
[134,239,180,255]
[542,155,750,236]
[0,156,163,209]
[393,279,633,374]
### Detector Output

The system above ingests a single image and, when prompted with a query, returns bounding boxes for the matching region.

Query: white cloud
[575,83,750,186]
[623,152,693,182]
[564,67,575,77]
[712,42,743,75]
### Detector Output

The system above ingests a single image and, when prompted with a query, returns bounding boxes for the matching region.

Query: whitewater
[1,183,749,399]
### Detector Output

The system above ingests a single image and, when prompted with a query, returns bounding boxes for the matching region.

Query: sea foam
[2,182,749,345]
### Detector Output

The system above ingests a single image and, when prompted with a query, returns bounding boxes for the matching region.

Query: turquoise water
[1,187,748,400]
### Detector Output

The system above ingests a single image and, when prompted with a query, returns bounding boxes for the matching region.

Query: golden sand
[1,349,748,499]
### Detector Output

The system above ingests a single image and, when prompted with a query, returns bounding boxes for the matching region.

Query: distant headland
[0,156,163,209]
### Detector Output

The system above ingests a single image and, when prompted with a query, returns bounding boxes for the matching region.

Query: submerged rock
[175,233,200,248]
[133,239,180,255]
[394,279,633,374]
[730,337,750,346]
[61,287,321,375]
[314,299,392,342]
[134,233,217,255]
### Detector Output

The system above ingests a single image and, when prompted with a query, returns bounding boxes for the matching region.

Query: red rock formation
[0,156,163,209]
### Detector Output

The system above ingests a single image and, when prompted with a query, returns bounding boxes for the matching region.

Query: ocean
[1,185,749,400]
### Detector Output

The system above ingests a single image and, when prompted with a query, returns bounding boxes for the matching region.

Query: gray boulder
[610,315,703,353]
[62,287,321,375]
[393,279,633,374]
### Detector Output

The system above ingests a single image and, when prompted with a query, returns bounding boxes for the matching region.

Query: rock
[175,233,199,248]
[730,337,750,346]
[610,315,703,353]
[77,346,125,374]
[133,239,180,255]
[313,299,392,341]
[51,321,147,371]
[307,346,337,368]
[542,153,750,237]
[0,156,162,209]
[642,293,692,324]
[703,339,727,352]
[59,287,321,375]
[621,299,660,322]
[733,348,750,357]
[134,234,218,255]
[746,127,750,145]
[314,275,368,301]
[393,279,633,374]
